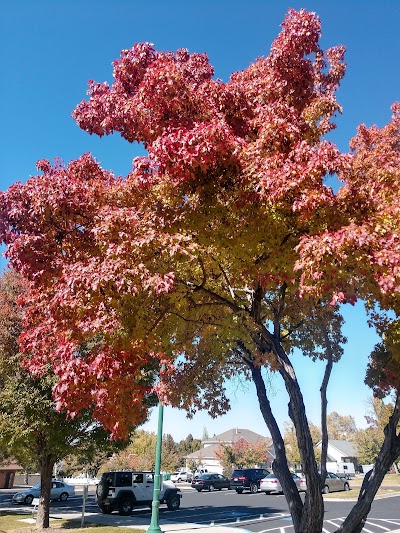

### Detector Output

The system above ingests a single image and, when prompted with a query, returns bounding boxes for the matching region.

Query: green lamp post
[147,399,164,533]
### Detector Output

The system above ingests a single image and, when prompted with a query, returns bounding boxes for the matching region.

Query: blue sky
[1,0,399,441]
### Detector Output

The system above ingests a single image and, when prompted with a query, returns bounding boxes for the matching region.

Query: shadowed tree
[0,271,131,528]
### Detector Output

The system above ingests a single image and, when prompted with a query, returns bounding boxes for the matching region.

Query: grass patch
[0,512,145,533]
[347,473,400,488]
[323,486,400,500]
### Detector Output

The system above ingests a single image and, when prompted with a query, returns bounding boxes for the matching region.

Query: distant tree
[202,428,210,441]
[355,397,400,473]
[365,397,394,430]
[354,428,382,466]
[186,458,198,473]
[215,444,236,477]
[161,433,180,472]
[327,412,357,440]
[117,430,157,471]
[177,434,202,457]
[103,429,180,472]
[284,421,322,467]
[215,438,269,473]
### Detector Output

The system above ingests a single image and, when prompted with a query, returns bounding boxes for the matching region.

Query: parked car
[260,473,305,494]
[193,468,208,480]
[95,470,181,515]
[191,473,231,492]
[321,472,350,493]
[12,481,75,505]
[230,468,270,494]
[170,471,192,483]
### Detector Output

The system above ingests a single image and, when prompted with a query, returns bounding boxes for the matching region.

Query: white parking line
[365,521,391,531]
[251,516,400,533]
[257,525,293,533]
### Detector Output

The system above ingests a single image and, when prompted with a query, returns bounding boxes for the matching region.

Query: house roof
[315,439,358,458]
[203,428,271,446]
[184,442,275,461]
[184,443,223,460]
[0,460,23,471]
[328,440,358,457]
[183,428,272,460]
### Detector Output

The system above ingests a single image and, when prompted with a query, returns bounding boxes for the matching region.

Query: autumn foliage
[0,4,398,449]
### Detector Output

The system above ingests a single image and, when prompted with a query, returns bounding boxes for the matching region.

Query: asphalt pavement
[1,485,250,533]
[2,485,400,533]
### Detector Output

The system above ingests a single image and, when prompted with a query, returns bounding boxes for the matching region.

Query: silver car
[12,481,75,504]
[260,473,305,494]
[322,472,350,493]
[170,471,192,483]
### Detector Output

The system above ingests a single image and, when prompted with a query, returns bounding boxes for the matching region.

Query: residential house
[315,439,360,472]
[183,428,273,474]
[0,459,23,488]
[315,439,358,463]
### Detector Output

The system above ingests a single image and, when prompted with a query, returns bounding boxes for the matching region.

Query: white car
[12,481,75,504]
[260,473,305,494]
[170,471,192,482]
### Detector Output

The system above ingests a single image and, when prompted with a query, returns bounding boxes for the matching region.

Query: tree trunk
[337,391,400,533]
[251,365,304,532]
[36,433,56,529]
[247,316,324,533]
[320,328,334,483]
[273,342,324,533]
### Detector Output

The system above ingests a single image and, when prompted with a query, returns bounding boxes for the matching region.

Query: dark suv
[230,468,270,494]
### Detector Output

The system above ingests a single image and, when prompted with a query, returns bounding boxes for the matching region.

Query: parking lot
[2,483,400,533]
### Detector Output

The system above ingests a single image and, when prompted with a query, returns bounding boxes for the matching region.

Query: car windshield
[32,483,41,489]
[199,474,211,480]
[264,474,276,479]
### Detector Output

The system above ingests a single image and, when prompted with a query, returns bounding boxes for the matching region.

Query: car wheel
[344,483,350,491]
[322,485,330,494]
[236,489,243,494]
[264,491,270,495]
[196,489,202,492]
[177,478,181,483]
[250,483,258,494]
[119,499,134,516]
[24,494,34,505]
[99,504,113,514]
[59,492,68,502]
[167,494,180,511]
[209,484,215,492]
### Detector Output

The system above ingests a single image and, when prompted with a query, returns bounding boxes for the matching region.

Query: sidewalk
[2,503,251,533]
